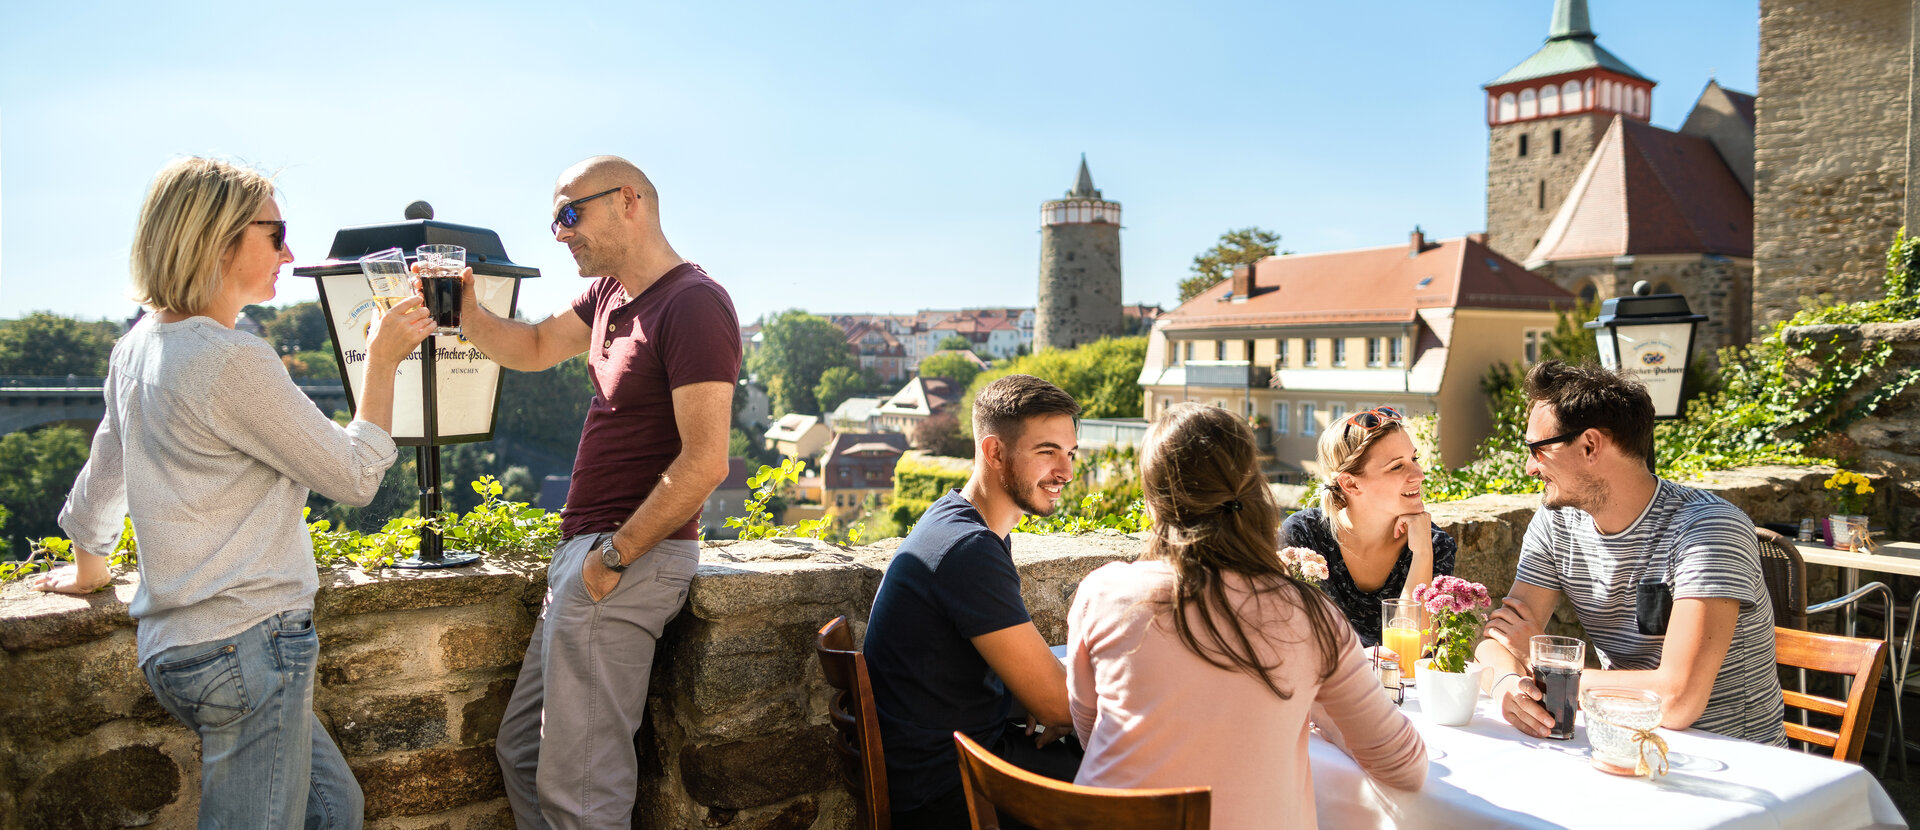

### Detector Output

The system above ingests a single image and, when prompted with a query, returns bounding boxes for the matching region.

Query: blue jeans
[142,610,363,830]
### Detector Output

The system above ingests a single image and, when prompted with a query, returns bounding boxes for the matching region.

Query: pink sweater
[1068,560,1426,830]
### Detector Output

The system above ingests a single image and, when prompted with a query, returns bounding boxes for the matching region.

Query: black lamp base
[394,550,483,569]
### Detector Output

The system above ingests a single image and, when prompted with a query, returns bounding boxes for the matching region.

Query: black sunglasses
[550,187,625,235]
[1525,430,1583,460]
[251,220,286,252]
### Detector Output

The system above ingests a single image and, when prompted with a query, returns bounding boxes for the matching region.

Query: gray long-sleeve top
[59,315,398,666]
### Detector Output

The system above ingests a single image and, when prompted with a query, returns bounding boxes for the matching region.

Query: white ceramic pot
[1417,659,1484,726]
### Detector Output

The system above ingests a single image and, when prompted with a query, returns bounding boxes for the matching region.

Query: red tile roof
[1529,117,1752,262]
[1160,235,1569,331]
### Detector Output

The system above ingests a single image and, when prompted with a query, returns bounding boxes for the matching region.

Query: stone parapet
[0,466,1860,828]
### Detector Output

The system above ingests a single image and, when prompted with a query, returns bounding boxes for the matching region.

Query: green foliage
[308,511,428,571]
[888,455,973,528]
[724,458,831,540]
[282,349,342,381]
[813,365,865,415]
[960,337,1148,437]
[1886,226,1919,302]
[433,475,564,559]
[918,351,985,391]
[747,310,858,416]
[263,302,333,355]
[1179,227,1283,303]
[1013,447,1147,535]
[0,426,92,557]
[937,335,975,352]
[0,312,120,376]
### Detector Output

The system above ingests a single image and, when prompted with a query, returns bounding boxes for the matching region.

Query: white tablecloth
[1310,688,1907,829]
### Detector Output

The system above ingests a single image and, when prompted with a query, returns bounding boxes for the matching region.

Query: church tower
[1035,155,1124,353]
[1484,0,1654,263]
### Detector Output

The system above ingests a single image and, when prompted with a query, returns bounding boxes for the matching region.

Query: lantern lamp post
[1583,281,1707,419]
[293,203,539,568]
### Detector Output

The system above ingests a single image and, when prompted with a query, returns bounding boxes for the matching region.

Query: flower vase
[1416,659,1484,726]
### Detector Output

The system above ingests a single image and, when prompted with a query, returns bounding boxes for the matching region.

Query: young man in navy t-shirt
[864,374,1084,830]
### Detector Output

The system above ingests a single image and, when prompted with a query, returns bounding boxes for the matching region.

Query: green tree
[1178,227,1283,303]
[959,336,1148,436]
[0,426,92,556]
[747,310,857,416]
[918,351,985,390]
[936,335,974,352]
[264,302,333,355]
[283,350,342,381]
[0,312,120,376]
[814,366,865,415]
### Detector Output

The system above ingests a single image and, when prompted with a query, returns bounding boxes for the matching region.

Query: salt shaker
[1377,654,1404,705]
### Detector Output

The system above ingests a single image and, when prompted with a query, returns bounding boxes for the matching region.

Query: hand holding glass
[1530,635,1585,740]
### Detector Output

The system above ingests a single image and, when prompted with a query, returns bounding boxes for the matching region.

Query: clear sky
[1,1,1758,328]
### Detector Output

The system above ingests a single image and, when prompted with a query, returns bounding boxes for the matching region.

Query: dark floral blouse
[1279,508,1457,648]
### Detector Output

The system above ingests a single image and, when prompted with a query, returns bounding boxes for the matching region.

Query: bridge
[0,377,351,436]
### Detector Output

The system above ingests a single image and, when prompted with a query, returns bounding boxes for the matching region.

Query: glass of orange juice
[1382,599,1423,681]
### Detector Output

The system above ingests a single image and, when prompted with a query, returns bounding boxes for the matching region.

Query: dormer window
[1416,276,1434,289]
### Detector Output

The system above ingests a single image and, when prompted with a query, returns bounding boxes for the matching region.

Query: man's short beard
[997,449,1060,517]
[1543,471,1609,513]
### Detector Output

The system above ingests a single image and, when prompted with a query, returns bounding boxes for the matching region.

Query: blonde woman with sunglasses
[31,157,434,828]
[1279,406,1457,647]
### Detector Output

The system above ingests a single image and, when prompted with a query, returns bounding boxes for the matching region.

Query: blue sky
[1,1,1758,327]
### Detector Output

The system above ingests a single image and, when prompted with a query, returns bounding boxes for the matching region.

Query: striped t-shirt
[1515,479,1787,746]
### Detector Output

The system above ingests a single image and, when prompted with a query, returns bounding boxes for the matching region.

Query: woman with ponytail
[1281,406,1456,647]
[1065,404,1425,829]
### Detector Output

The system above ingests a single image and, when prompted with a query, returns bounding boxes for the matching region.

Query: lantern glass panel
[1609,321,1695,417]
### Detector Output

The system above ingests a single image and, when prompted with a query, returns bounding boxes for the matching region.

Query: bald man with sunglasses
[452,155,742,828]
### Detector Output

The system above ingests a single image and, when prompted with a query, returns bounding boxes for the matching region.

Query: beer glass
[416,244,466,336]
[358,247,410,312]
[1530,635,1585,740]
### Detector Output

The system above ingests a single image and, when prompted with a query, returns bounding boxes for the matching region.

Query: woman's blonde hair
[130,157,277,315]
[1141,403,1341,699]
[1315,412,1407,533]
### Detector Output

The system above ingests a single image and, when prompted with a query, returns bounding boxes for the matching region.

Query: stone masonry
[1533,254,1753,357]
[0,464,1871,830]
[1485,112,1611,264]
[1755,0,1912,330]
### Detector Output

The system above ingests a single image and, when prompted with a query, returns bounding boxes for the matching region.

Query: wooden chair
[818,616,889,830]
[1776,626,1889,763]
[953,732,1211,830]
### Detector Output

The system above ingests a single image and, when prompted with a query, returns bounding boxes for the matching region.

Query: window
[1518,134,1529,157]
[1332,339,1347,367]
[1183,341,1193,362]
[1498,92,1517,122]
[1523,329,1551,364]
[1634,88,1646,117]
[1390,337,1405,366]
[1579,282,1599,304]
[1301,402,1318,436]
[1538,180,1547,210]
[1563,81,1583,109]
[1276,338,1289,366]
[1330,404,1347,427]
[1540,84,1559,115]
[1245,399,1255,417]
[1215,340,1226,360]
[1552,129,1562,155]
[1518,87,1537,118]
[1304,339,1318,367]
[1367,337,1383,367]
[1274,401,1290,435]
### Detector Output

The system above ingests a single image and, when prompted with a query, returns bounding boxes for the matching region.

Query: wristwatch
[598,536,629,573]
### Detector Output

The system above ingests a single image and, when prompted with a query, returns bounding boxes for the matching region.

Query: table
[1798,540,1920,777]
[1308,687,1905,829]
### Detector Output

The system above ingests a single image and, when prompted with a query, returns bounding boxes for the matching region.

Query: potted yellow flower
[1822,470,1874,550]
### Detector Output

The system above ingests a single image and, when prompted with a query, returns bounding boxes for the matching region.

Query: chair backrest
[953,732,1211,830]
[1775,626,1888,762]
[1756,528,1809,630]
[817,616,889,830]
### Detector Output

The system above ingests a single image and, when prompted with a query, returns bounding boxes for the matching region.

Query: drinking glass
[1582,687,1664,775]
[416,244,466,336]
[1382,599,1423,681]
[358,247,411,312]
[1530,635,1585,740]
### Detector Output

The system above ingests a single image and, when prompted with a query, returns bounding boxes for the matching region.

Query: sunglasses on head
[251,220,286,252]
[1343,406,1404,433]
[550,187,625,235]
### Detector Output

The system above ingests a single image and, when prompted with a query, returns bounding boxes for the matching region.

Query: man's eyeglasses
[1525,430,1583,460]
[550,187,625,235]
[1343,406,1404,433]
[251,220,287,252]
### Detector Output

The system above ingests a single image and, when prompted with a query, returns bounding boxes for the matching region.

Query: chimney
[1230,264,1253,300]
[1408,226,1427,258]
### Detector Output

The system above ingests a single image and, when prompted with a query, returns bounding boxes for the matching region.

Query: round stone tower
[1035,155,1123,353]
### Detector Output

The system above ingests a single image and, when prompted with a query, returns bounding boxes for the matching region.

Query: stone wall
[1035,221,1123,353]
[1534,254,1753,357]
[1485,112,1610,264]
[1787,319,1920,528]
[1754,0,1912,331]
[0,466,1872,829]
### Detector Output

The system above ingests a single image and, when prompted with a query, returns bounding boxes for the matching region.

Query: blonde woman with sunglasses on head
[1279,406,1457,647]
[31,157,435,829]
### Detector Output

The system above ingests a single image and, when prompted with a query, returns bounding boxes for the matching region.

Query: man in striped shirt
[1476,361,1787,745]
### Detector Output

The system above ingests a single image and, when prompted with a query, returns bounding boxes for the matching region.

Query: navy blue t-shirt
[865,490,1032,813]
